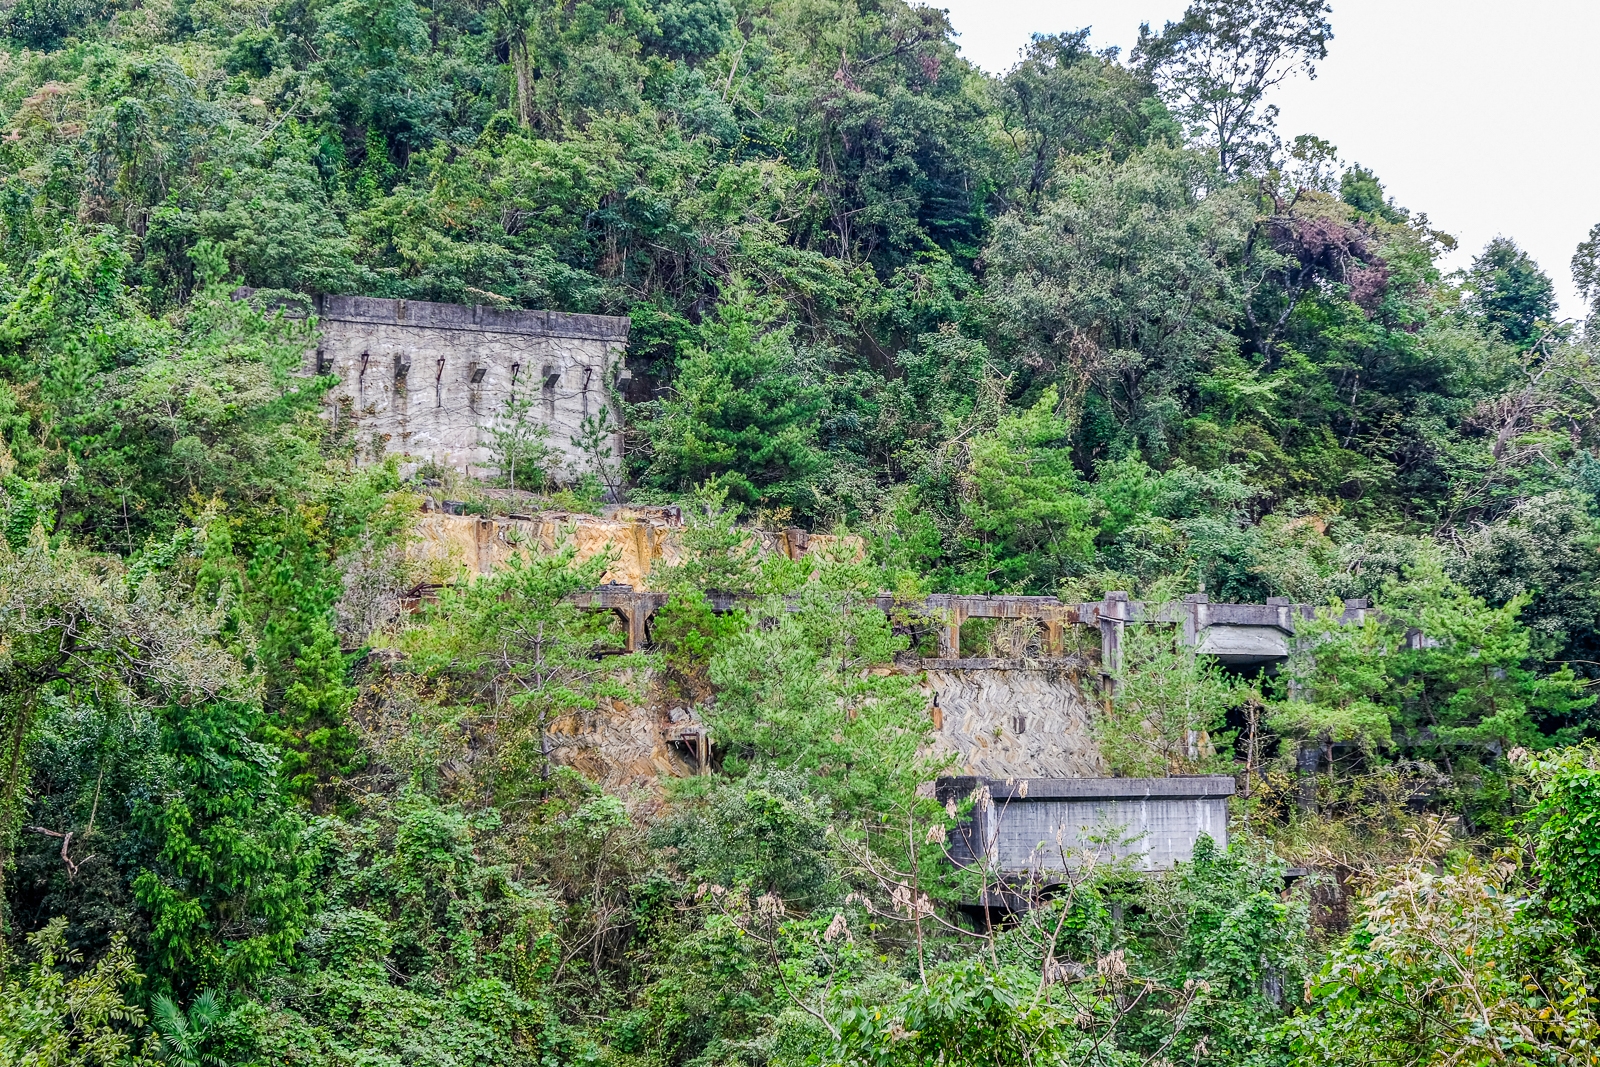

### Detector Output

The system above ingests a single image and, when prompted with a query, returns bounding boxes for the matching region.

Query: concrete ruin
[399,508,1369,791]
[307,295,629,479]
[936,775,1236,876]
[404,507,855,597]
[916,590,1370,666]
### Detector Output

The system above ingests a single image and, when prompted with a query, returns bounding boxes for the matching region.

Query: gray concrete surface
[936,775,1236,874]
[307,295,629,481]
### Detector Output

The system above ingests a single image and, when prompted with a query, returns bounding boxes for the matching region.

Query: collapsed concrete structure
[307,296,629,479]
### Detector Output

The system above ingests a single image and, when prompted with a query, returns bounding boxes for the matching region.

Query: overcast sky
[933,0,1600,316]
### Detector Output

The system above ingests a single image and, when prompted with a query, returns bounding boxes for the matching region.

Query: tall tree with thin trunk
[1135,0,1333,174]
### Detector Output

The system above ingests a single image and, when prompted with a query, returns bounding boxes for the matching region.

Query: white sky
[934,0,1600,316]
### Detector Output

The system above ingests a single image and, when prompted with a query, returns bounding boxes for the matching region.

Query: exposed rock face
[406,509,860,589]
[922,663,1105,779]
[309,295,628,479]
[547,681,702,788]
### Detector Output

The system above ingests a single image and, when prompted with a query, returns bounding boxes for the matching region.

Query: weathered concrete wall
[922,664,1104,779]
[938,776,1234,874]
[310,296,628,479]
[405,508,859,589]
[407,508,682,588]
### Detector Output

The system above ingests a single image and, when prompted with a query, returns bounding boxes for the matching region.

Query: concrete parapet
[314,295,630,341]
[936,775,1235,875]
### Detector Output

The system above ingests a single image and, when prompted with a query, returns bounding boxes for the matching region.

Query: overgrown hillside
[3,0,1600,1063]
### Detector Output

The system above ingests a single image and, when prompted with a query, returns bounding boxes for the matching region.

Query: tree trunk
[512,38,535,130]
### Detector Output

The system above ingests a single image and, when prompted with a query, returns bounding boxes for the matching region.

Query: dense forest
[4,0,1600,1062]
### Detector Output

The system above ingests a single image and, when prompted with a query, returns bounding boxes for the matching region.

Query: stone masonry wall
[921,665,1104,779]
[310,295,629,479]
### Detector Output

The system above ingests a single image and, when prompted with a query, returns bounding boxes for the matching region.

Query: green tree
[1101,622,1239,777]
[392,537,629,793]
[149,991,224,1067]
[131,697,310,991]
[1267,602,1395,752]
[998,30,1163,210]
[1271,558,1592,766]
[1571,222,1600,319]
[246,517,362,802]
[1135,0,1334,174]
[706,580,935,814]
[1287,849,1600,1066]
[1456,490,1600,668]
[0,537,243,939]
[645,290,827,512]
[1340,163,1406,222]
[657,770,838,909]
[1525,744,1600,949]
[1468,237,1557,350]
[825,959,1108,1067]
[487,385,558,493]
[956,388,1094,593]
[0,920,155,1067]
[984,148,1253,460]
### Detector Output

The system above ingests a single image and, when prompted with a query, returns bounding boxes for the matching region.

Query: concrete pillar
[1099,592,1129,673]
[938,600,968,658]
[1182,592,1209,646]
[627,599,650,651]
[783,527,809,560]
[476,517,496,576]
[1043,612,1065,656]
[1296,743,1321,811]
[1267,596,1291,635]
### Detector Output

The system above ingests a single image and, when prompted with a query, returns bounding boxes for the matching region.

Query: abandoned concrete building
[307,295,629,480]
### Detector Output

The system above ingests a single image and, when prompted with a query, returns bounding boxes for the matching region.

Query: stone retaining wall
[921,664,1103,779]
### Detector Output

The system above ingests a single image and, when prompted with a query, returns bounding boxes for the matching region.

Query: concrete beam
[562,585,1370,663]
